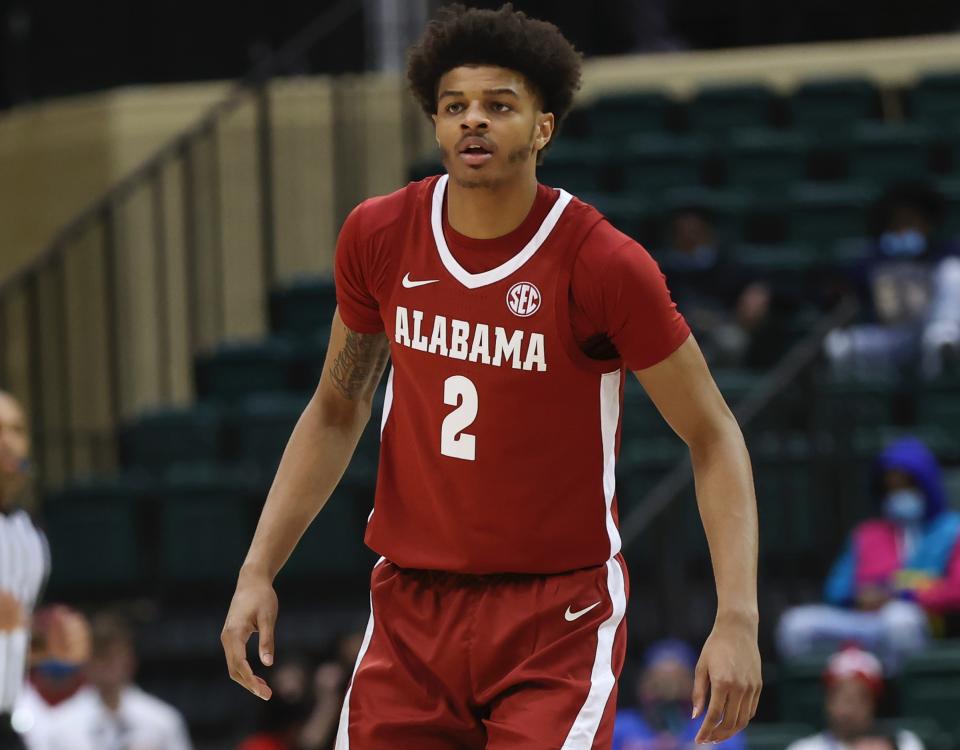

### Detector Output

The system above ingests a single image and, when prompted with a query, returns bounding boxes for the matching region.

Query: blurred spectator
[657,206,791,369]
[0,390,49,750]
[43,612,191,750]
[238,629,364,750]
[777,436,960,672]
[238,656,312,750]
[825,182,960,380]
[13,606,91,749]
[613,639,744,750]
[785,646,924,750]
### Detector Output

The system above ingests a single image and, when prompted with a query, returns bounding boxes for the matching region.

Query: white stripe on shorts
[560,557,627,749]
[334,556,385,750]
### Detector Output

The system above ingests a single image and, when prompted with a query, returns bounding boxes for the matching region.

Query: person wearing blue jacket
[614,640,746,750]
[777,436,960,672]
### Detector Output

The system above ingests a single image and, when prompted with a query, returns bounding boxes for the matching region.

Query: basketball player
[0,390,49,750]
[222,5,761,748]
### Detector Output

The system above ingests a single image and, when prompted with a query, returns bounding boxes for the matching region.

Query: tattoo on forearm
[331,331,389,400]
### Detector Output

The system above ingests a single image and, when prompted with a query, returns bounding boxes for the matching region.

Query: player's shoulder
[565,197,656,277]
[347,175,439,242]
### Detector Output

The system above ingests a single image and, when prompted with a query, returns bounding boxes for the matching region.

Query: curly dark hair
[406,3,583,159]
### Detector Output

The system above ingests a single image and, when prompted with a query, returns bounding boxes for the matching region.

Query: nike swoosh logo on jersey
[564,601,602,622]
[402,273,440,288]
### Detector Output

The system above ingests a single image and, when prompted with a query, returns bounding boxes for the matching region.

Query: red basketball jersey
[344,175,638,575]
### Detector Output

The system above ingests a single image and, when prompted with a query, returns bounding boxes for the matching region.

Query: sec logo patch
[506,281,541,317]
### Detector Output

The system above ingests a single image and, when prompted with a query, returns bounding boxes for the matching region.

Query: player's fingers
[257,607,276,667]
[221,623,270,699]
[712,682,742,742]
[229,655,272,701]
[691,659,709,720]
[694,681,728,745]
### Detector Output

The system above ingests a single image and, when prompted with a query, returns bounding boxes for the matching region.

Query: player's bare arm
[633,332,762,744]
[221,308,390,700]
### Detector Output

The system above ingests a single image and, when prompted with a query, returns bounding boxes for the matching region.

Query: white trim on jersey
[600,369,623,558]
[369,366,395,524]
[560,557,627,749]
[430,173,574,289]
[335,556,385,750]
[380,366,394,440]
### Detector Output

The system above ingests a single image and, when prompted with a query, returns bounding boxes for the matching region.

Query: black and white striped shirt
[0,508,50,713]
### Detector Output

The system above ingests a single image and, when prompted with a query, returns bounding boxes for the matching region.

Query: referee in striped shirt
[0,391,49,750]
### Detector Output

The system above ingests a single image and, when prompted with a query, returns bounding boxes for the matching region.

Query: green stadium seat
[713,368,768,405]
[687,84,774,134]
[735,244,820,275]
[280,484,369,580]
[231,392,310,479]
[916,378,960,435]
[194,337,296,402]
[659,187,752,244]
[584,192,656,241]
[900,641,960,734]
[621,134,708,194]
[789,78,880,133]
[825,237,871,268]
[44,492,142,593]
[938,179,960,238]
[778,654,830,727]
[786,183,877,249]
[725,129,811,190]
[849,123,933,184]
[908,72,960,125]
[587,91,673,139]
[943,468,960,511]
[538,141,610,194]
[745,723,817,750]
[408,158,443,182]
[157,466,258,587]
[119,404,223,474]
[269,275,337,339]
[621,377,674,441]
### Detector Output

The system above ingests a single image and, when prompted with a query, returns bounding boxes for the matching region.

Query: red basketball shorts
[334,554,629,749]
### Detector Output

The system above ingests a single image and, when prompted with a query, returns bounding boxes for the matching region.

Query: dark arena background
[1,1,960,748]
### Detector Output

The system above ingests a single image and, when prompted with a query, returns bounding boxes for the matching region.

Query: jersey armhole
[553,217,625,375]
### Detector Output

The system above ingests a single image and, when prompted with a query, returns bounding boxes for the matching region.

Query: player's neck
[445,173,538,240]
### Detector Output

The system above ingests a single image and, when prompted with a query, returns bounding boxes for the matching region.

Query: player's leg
[477,556,628,750]
[335,559,486,750]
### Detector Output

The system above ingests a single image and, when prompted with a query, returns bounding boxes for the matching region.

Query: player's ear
[535,112,554,151]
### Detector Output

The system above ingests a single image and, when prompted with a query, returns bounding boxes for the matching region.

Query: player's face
[432,65,554,189]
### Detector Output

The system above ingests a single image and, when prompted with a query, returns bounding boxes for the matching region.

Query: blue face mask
[883,488,926,525]
[879,229,927,258]
[34,661,80,681]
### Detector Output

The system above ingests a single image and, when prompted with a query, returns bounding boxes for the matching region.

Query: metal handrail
[618,295,860,549]
[0,0,362,300]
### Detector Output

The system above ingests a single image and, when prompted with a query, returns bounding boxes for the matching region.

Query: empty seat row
[580,73,960,139]
[42,466,374,598]
[537,124,958,195]
[120,389,386,477]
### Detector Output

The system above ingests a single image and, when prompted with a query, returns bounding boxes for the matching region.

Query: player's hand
[692,612,762,744]
[221,568,278,701]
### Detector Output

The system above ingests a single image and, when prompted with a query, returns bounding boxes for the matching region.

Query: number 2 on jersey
[441,375,478,461]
